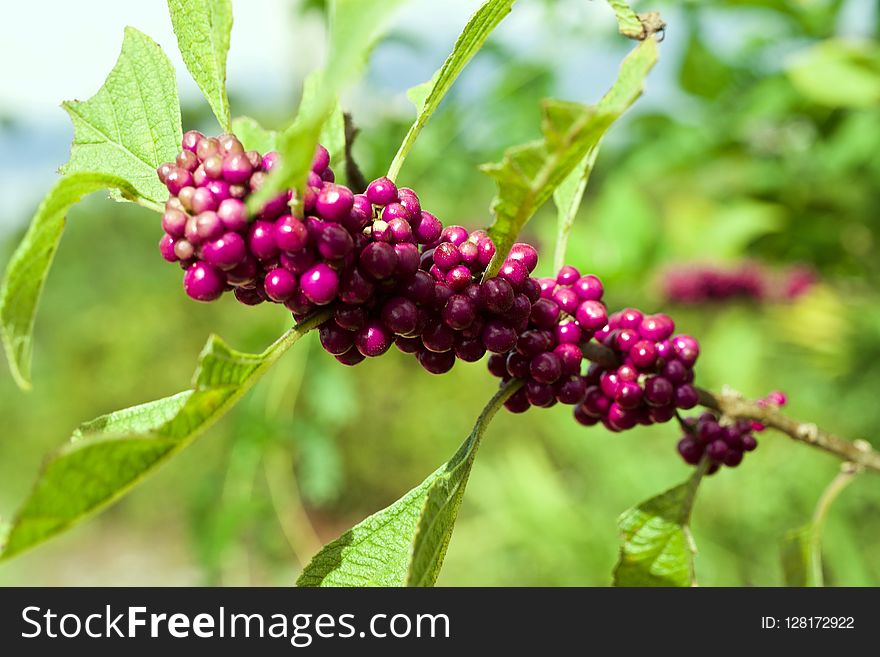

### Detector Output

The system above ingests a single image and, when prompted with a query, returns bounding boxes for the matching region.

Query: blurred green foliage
[1,0,879,586]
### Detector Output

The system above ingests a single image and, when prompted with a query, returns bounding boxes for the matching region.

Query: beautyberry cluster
[156,130,342,305]
[676,390,785,472]
[661,262,817,305]
[486,265,607,412]
[676,413,758,474]
[574,310,700,430]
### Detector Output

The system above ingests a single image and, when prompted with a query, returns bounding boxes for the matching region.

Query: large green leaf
[0,314,327,561]
[167,0,234,130]
[60,27,182,207]
[298,382,519,587]
[386,0,516,181]
[248,0,407,212]
[483,37,658,277]
[0,173,141,390]
[613,465,705,587]
[781,465,860,586]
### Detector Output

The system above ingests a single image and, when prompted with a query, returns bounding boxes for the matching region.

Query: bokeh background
[1,0,879,586]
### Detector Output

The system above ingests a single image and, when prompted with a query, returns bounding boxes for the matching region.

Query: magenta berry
[183,262,225,301]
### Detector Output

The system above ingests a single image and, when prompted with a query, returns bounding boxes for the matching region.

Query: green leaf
[0,173,141,390]
[787,39,880,109]
[552,146,596,273]
[167,0,234,130]
[613,464,706,587]
[386,0,516,181]
[0,313,328,561]
[231,116,279,153]
[483,37,658,277]
[298,382,519,587]
[60,27,182,207]
[780,465,860,587]
[781,527,818,587]
[605,0,645,39]
[248,0,407,212]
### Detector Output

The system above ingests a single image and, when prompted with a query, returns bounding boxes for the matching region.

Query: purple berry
[575,300,608,331]
[202,232,246,270]
[353,320,392,357]
[335,346,366,367]
[644,376,673,407]
[629,340,657,370]
[433,242,460,270]
[639,314,674,341]
[248,221,279,260]
[311,145,330,174]
[678,437,703,465]
[417,349,456,375]
[615,382,643,409]
[498,259,528,290]
[183,262,225,301]
[574,274,604,301]
[482,319,517,353]
[530,352,563,384]
[381,297,419,335]
[300,263,339,305]
[445,265,473,291]
[507,243,539,273]
[674,384,699,409]
[556,376,587,405]
[672,335,700,366]
[319,321,355,355]
[479,278,514,313]
[217,198,248,232]
[454,337,487,362]
[553,343,583,376]
[318,223,354,260]
[182,130,204,153]
[442,225,469,246]
[552,287,580,314]
[530,298,560,329]
[274,215,309,253]
[264,268,298,302]
[222,153,253,184]
[556,265,580,286]
[443,295,476,330]
[360,242,398,280]
[413,211,442,244]
[316,184,355,221]
[555,321,582,344]
[159,233,177,262]
[366,176,398,205]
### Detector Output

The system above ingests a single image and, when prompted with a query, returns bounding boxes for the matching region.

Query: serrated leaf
[387,0,516,180]
[780,467,859,587]
[0,173,141,390]
[0,314,327,561]
[613,466,704,587]
[231,116,278,154]
[60,27,182,206]
[483,38,658,277]
[167,0,234,130]
[248,0,407,212]
[298,382,518,587]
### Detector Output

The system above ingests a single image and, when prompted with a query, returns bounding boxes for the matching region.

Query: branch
[581,341,880,474]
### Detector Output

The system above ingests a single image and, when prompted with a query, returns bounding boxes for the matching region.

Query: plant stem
[580,340,880,474]
[806,463,861,586]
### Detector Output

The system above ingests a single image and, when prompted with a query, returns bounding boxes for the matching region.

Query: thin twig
[580,340,880,474]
